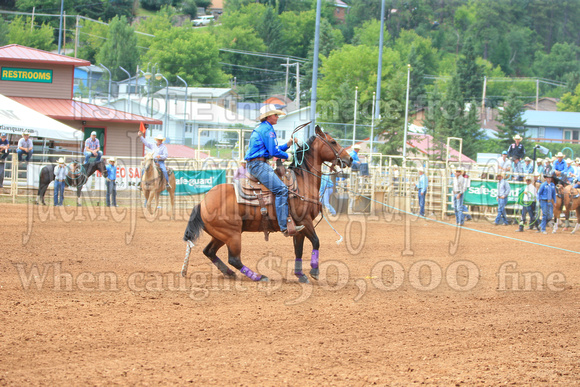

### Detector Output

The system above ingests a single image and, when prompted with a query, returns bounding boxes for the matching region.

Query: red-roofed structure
[0,44,91,66]
[165,144,209,159]
[0,45,162,157]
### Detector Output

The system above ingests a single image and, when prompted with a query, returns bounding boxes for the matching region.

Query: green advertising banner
[463,180,526,206]
[162,170,226,196]
[1,67,53,83]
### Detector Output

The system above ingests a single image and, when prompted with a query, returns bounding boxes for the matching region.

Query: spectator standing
[462,170,473,221]
[0,133,9,188]
[350,145,361,170]
[507,134,525,160]
[497,151,511,173]
[537,173,556,234]
[84,131,103,164]
[494,172,511,225]
[523,157,534,174]
[320,174,337,216]
[415,168,428,217]
[105,157,117,207]
[17,131,33,162]
[511,156,524,181]
[516,175,538,232]
[452,166,466,226]
[53,158,67,206]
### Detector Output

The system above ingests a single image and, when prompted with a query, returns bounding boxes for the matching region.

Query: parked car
[192,15,214,26]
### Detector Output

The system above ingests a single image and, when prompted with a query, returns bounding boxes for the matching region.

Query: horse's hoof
[225,270,237,278]
[309,268,319,280]
[258,275,269,282]
[297,274,309,284]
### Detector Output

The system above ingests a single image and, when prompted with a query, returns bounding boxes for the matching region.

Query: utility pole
[57,0,64,54]
[295,62,300,109]
[481,75,487,124]
[283,57,289,102]
[62,12,66,54]
[74,15,80,58]
[375,0,386,119]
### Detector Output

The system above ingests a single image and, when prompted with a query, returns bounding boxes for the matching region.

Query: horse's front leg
[302,226,320,281]
[77,186,82,206]
[292,233,309,283]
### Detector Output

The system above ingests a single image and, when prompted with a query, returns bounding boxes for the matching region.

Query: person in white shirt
[516,175,539,232]
[497,151,511,173]
[452,166,466,225]
[17,131,34,162]
[53,158,68,206]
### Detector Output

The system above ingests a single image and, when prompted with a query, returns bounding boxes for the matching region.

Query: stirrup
[283,225,305,237]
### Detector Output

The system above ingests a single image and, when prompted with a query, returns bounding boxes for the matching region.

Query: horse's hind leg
[226,235,268,282]
[292,233,309,283]
[204,238,236,278]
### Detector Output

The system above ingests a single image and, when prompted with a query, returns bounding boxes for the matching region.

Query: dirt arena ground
[1,203,579,385]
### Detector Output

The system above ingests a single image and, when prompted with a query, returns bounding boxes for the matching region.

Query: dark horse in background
[36,160,108,206]
[182,125,352,283]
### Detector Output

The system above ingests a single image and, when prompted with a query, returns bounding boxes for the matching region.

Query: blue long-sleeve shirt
[245,121,289,160]
[537,181,556,201]
[349,150,360,166]
[497,179,511,198]
[416,173,428,193]
[554,159,566,172]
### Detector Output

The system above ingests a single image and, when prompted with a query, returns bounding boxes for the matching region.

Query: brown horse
[142,152,176,218]
[553,184,580,233]
[182,126,352,283]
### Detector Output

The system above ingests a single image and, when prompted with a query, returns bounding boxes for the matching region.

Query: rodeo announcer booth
[245,105,303,237]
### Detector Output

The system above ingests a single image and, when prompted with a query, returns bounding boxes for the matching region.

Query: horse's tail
[183,204,205,243]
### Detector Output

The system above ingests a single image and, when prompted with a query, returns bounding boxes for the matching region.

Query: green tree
[0,18,9,46]
[496,90,527,151]
[557,83,580,112]
[456,35,484,101]
[8,16,54,51]
[279,10,316,58]
[140,0,172,12]
[533,42,580,82]
[95,16,140,81]
[181,0,198,19]
[77,19,109,64]
[146,28,229,86]
[134,6,175,50]
[256,6,282,53]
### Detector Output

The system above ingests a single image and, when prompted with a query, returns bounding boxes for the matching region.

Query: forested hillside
[2,0,580,154]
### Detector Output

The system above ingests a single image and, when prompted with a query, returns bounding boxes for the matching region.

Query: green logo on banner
[162,170,226,196]
[1,67,53,83]
[464,180,526,206]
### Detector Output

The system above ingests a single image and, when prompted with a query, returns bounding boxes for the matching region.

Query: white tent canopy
[0,94,82,141]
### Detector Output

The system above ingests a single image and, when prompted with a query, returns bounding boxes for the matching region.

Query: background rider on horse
[138,131,171,190]
[245,105,302,237]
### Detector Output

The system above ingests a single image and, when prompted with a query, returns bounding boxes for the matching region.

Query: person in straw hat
[106,157,118,207]
[54,157,68,206]
[17,130,34,162]
[494,172,511,226]
[516,175,539,232]
[552,151,567,187]
[537,171,556,234]
[138,131,171,189]
[452,166,466,226]
[563,158,576,184]
[245,104,303,237]
[523,156,534,174]
[507,133,525,161]
[83,130,102,164]
[415,167,428,217]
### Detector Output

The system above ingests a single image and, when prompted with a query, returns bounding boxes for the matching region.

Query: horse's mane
[289,135,316,176]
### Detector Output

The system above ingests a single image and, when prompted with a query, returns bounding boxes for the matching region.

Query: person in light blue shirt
[105,157,117,207]
[563,159,575,184]
[523,157,534,174]
[53,158,67,206]
[349,145,361,170]
[138,132,171,189]
[244,106,301,236]
[415,168,428,217]
[511,156,524,181]
[537,173,556,233]
[494,172,511,225]
[319,174,336,216]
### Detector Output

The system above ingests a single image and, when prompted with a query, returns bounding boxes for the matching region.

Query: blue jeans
[84,150,102,164]
[17,149,33,162]
[247,160,289,231]
[495,197,509,225]
[418,190,426,216]
[158,160,170,185]
[322,188,336,216]
[522,204,535,226]
[453,194,464,225]
[54,180,65,206]
[106,179,117,206]
[540,200,553,232]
